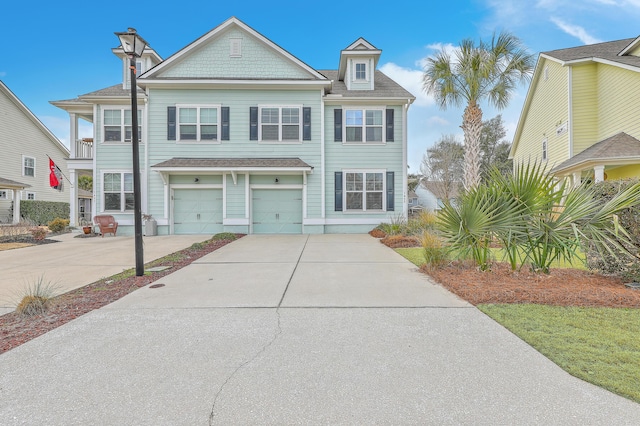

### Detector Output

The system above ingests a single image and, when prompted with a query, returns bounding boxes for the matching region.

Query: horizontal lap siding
[513,59,569,168]
[324,105,403,219]
[226,173,245,218]
[597,65,640,141]
[145,89,322,222]
[571,65,598,156]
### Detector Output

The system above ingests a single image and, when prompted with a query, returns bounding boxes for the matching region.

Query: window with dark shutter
[303,107,311,141]
[386,171,395,211]
[167,106,176,141]
[334,171,343,211]
[249,106,258,141]
[221,107,230,141]
[386,109,394,142]
[334,109,342,142]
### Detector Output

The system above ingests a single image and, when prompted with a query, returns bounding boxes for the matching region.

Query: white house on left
[0,81,70,224]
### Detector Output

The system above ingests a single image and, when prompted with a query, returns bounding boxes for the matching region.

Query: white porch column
[69,169,77,226]
[69,113,78,159]
[594,165,605,183]
[12,190,20,224]
[572,172,581,188]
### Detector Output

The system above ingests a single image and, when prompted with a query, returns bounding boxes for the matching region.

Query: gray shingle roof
[551,132,640,173]
[80,84,145,98]
[0,177,30,189]
[320,70,415,99]
[152,157,312,169]
[543,38,640,68]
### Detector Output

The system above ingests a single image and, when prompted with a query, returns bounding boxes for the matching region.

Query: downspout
[92,104,98,221]
[403,100,409,218]
[144,91,149,216]
[321,88,326,220]
[568,66,573,158]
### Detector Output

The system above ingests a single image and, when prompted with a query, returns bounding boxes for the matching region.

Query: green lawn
[395,247,586,270]
[395,246,639,404]
[479,304,640,404]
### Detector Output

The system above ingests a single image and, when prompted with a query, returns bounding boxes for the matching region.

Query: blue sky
[2,0,639,171]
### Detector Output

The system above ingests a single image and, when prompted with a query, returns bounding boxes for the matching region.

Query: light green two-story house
[53,17,414,234]
[510,36,640,184]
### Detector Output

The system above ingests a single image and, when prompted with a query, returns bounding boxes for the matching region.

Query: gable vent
[230,38,242,57]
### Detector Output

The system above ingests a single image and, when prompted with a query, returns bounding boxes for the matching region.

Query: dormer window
[355,62,367,80]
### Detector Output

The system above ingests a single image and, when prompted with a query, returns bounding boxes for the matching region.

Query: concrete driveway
[1,234,640,425]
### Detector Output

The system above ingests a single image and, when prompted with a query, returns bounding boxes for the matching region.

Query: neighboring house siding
[596,64,640,142]
[159,28,313,80]
[571,64,598,156]
[414,185,438,211]
[0,85,69,222]
[513,59,569,167]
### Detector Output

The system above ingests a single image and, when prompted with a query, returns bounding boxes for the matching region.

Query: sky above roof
[2,0,639,171]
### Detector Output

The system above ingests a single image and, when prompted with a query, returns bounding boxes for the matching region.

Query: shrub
[21,201,69,225]
[377,215,408,236]
[421,231,448,271]
[15,276,59,316]
[47,217,69,233]
[211,232,237,241]
[30,227,47,241]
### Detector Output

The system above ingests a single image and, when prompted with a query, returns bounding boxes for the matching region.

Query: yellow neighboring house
[510,36,640,183]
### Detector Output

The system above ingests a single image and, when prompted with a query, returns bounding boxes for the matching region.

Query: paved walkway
[1,234,639,425]
[0,232,208,314]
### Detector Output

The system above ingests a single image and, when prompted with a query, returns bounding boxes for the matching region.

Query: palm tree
[422,32,534,190]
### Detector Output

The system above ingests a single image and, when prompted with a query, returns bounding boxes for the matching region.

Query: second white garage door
[252,189,302,234]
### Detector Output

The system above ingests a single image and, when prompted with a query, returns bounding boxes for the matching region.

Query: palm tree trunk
[461,101,483,190]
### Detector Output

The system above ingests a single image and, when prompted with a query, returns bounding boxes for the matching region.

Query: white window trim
[25,192,36,200]
[343,169,386,213]
[343,107,386,144]
[354,61,369,81]
[22,155,36,177]
[542,138,548,161]
[176,104,221,143]
[0,190,8,200]
[258,105,303,143]
[102,106,143,144]
[101,170,134,213]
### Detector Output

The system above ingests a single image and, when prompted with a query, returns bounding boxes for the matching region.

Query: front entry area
[252,189,302,234]
[172,188,223,234]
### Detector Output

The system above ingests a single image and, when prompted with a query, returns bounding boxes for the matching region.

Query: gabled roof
[551,132,640,174]
[420,180,460,200]
[0,81,69,156]
[141,17,327,81]
[0,177,30,190]
[320,70,415,100]
[541,38,640,69]
[338,37,382,80]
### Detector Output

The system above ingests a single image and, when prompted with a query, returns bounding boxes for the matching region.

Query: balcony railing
[74,138,93,159]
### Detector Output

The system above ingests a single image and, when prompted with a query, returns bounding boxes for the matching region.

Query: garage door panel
[252,189,302,234]
[173,189,223,234]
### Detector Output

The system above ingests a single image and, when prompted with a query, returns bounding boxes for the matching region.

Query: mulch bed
[426,261,640,308]
[0,236,242,354]
[0,234,61,246]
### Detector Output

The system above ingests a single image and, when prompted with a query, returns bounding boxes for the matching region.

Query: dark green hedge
[588,179,640,282]
[20,200,70,225]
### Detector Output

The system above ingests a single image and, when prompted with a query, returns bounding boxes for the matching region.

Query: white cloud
[427,116,450,126]
[379,62,433,107]
[40,115,93,150]
[550,17,603,44]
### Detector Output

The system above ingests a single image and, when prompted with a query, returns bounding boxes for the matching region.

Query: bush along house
[52,17,414,235]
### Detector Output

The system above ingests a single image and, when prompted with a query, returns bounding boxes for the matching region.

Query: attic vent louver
[230,38,242,57]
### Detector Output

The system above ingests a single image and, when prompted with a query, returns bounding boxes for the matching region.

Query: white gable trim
[618,36,640,56]
[344,37,379,51]
[141,17,327,81]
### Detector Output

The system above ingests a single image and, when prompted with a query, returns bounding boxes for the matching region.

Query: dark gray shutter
[167,106,176,140]
[303,107,311,141]
[386,171,394,211]
[334,109,342,142]
[250,107,258,141]
[386,108,394,142]
[334,171,343,211]
[221,107,230,141]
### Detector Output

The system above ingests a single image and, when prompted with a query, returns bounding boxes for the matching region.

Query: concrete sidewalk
[0,232,208,314]
[1,234,639,425]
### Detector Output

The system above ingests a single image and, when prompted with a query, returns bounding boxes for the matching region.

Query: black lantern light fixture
[115,27,147,276]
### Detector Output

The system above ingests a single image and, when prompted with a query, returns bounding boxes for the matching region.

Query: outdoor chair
[94,215,118,237]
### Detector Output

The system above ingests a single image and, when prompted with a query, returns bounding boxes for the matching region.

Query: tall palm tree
[423,32,534,190]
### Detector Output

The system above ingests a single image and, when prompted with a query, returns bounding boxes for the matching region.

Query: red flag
[49,158,60,188]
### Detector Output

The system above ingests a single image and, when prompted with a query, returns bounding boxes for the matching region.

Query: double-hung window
[355,63,367,80]
[345,109,383,143]
[345,171,384,211]
[23,156,35,177]
[103,109,142,143]
[260,106,301,141]
[103,172,134,212]
[0,190,7,200]
[178,106,219,141]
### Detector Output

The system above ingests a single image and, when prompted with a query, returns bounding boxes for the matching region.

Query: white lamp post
[115,28,147,276]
